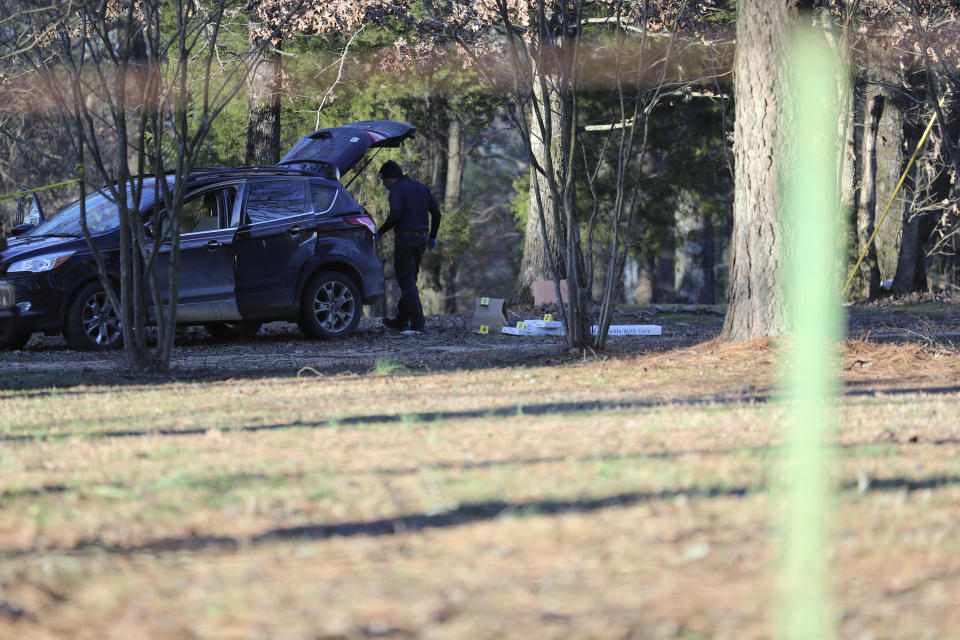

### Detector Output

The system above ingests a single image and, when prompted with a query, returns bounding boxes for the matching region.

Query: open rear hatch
[278,120,415,179]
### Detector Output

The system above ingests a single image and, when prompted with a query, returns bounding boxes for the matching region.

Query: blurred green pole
[780,27,845,640]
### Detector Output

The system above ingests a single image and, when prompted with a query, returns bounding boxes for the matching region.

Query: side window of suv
[246,180,308,225]
[157,186,236,240]
[310,184,337,214]
[180,193,220,234]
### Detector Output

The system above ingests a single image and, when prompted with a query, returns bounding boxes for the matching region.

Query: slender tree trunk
[444,119,464,216]
[837,83,857,296]
[635,258,656,304]
[656,241,675,302]
[893,208,930,294]
[414,103,447,316]
[892,112,931,295]
[442,117,465,313]
[591,245,612,301]
[245,42,281,165]
[674,189,715,304]
[429,98,446,191]
[721,0,796,340]
[854,86,884,298]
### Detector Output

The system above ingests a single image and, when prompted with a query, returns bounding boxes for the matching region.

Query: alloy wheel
[313,280,356,334]
[81,291,121,346]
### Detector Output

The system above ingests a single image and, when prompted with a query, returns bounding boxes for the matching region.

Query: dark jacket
[378,175,441,239]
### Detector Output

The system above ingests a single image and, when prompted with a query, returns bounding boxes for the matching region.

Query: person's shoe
[401,329,423,336]
[382,317,406,332]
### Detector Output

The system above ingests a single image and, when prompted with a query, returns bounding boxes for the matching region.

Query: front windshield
[25,180,160,237]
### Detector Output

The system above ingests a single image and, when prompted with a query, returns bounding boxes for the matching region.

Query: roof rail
[126,165,331,181]
[189,165,327,178]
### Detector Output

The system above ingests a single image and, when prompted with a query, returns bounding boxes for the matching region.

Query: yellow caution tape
[0,165,84,204]
[0,177,82,204]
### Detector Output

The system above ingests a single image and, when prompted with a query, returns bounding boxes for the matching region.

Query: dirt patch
[4,301,960,394]
[2,307,720,387]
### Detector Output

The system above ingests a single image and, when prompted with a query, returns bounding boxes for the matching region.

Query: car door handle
[286,225,303,236]
[205,240,221,250]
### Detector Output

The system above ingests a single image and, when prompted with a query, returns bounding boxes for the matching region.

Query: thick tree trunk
[245,43,281,165]
[674,189,716,304]
[721,0,796,340]
[513,78,568,306]
[871,73,909,281]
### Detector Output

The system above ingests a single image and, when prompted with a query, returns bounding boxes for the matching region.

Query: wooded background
[1,0,958,331]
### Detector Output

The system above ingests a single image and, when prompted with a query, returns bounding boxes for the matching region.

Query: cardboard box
[532,279,567,306]
[471,297,508,334]
[503,319,565,337]
[515,319,564,335]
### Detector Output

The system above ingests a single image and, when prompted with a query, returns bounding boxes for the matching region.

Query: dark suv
[0,120,414,350]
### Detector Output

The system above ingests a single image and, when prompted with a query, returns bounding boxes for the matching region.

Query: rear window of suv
[310,184,337,214]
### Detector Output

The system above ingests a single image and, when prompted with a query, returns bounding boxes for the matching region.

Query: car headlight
[8,251,75,273]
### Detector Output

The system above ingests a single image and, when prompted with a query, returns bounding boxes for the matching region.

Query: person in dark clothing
[377,160,441,333]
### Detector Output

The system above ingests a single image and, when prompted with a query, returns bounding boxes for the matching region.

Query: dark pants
[393,233,427,330]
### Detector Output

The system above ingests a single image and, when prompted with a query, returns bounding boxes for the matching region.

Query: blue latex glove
[428,238,438,251]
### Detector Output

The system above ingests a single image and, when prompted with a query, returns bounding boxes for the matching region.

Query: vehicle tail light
[345,214,377,236]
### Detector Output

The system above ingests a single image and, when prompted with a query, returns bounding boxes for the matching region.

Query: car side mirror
[10,223,35,237]
[17,190,43,226]
[17,187,43,226]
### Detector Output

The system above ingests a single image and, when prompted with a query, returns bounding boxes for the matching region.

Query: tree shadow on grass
[4,383,960,443]
[6,474,960,559]
[5,485,753,558]
[0,391,773,442]
[7,436,959,509]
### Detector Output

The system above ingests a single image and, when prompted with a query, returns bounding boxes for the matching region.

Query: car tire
[297,271,362,340]
[0,319,30,350]
[64,281,123,351]
[205,321,262,341]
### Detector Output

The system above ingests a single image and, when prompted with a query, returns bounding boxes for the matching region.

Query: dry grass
[1,338,960,638]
